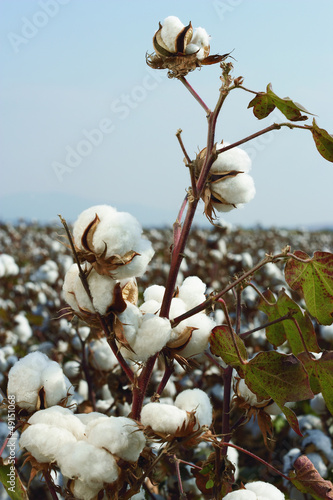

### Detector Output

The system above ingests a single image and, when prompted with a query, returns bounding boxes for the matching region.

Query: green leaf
[210,325,247,375]
[285,251,333,325]
[206,479,214,489]
[248,92,275,119]
[298,351,333,415]
[266,83,311,121]
[0,459,28,500]
[310,118,333,162]
[258,289,321,355]
[244,351,314,434]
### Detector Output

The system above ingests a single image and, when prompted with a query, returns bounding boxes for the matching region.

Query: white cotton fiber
[175,389,213,428]
[178,276,206,310]
[302,429,332,458]
[118,302,143,345]
[143,284,165,303]
[7,352,70,411]
[213,173,256,206]
[124,314,172,362]
[86,416,145,462]
[245,481,285,499]
[58,440,119,485]
[139,299,161,315]
[19,423,77,463]
[89,338,118,371]
[178,313,215,358]
[141,402,188,434]
[62,263,94,314]
[112,238,155,280]
[223,490,256,500]
[185,27,210,60]
[72,479,102,500]
[212,143,252,174]
[160,16,185,52]
[13,314,32,342]
[28,406,85,440]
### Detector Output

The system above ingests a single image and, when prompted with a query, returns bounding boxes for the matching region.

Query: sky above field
[1,0,333,228]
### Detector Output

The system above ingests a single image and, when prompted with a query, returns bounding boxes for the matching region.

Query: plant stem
[155,358,174,396]
[218,299,245,366]
[179,76,211,114]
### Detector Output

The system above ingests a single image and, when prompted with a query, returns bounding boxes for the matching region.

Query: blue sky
[1,0,333,228]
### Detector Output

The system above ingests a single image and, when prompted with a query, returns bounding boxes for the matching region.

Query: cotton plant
[2,13,333,500]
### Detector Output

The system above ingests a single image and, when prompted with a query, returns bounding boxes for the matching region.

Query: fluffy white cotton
[178,313,215,358]
[122,314,172,362]
[175,389,213,428]
[89,338,118,371]
[72,479,102,500]
[139,298,161,315]
[86,416,145,462]
[302,429,332,458]
[160,16,185,52]
[19,423,77,463]
[212,143,252,174]
[57,440,119,485]
[310,393,327,414]
[178,276,206,310]
[7,352,72,411]
[143,284,166,303]
[212,173,256,207]
[224,481,285,500]
[245,481,285,499]
[63,360,81,378]
[13,314,32,342]
[31,259,59,285]
[28,406,85,440]
[0,254,19,277]
[75,412,106,425]
[118,302,143,344]
[185,27,210,60]
[141,402,188,434]
[113,238,155,280]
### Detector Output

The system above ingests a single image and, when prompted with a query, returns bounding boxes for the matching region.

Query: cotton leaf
[266,83,311,121]
[0,459,28,500]
[248,92,275,119]
[285,251,333,325]
[310,118,333,162]
[298,351,333,415]
[289,455,333,499]
[210,325,247,376]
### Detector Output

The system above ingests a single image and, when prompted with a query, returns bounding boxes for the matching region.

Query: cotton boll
[178,313,215,358]
[73,205,117,251]
[80,268,117,315]
[118,302,142,345]
[302,429,333,458]
[7,352,49,411]
[28,406,85,440]
[112,238,154,279]
[57,440,119,485]
[125,314,172,362]
[175,389,213,428]
[19,423,77,463]
[13,314,32,342]
[0,254,19,277]
[160,16,185,52]
[245,481,285,499]
[213,173,256,206]
[178,276,206,310]
[89,338,118,371]
[78,326,91,341]
[310,393,327,414]
[41,362,73,408]
[143,284,165,303]
[75,411,106,425]
[306,452,328,478]
[62,263,93,314]
[212,143,252,174]
[185,27,210,60]
[86,416,145,462]
[72,479,102,500]
[139,299,161,315]
[141,402,188,434]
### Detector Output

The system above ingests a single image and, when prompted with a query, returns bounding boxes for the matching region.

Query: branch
[179,76,211,114]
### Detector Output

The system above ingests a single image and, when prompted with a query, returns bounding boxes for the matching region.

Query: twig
[179,76,211,114]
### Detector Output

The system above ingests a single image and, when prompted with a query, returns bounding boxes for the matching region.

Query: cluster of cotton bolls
[19,405,146,500]
[0,253,19,277]
[139,276,216,359]
[208,142,256,213]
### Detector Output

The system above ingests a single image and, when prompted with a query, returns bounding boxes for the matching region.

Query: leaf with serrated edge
[244,351,313,434]
[310,118,333,162]
[285,251,333,325]
[258,289,320,355]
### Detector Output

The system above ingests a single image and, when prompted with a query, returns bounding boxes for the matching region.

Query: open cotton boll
[72,479,102,500]
[57,440,119,485]
[302,429,333,458]
[143,284,166,303]
[28,406,85,440]
[0,254,19,277]
[213,173,256,206]
[212,143,252,174]
[141,402,188,434]
[7,352,70,411]
[73,205,117,248]
[19,423,77,463]
[185,27,210,60]
[244,481,285,499]
[124,314,172,362]
[178,313,215,358]
[86,416,145,462]
[223,490,256,500]
[160,16,185,52]
[62,263,93,313]
[118,302,142,344]
[178,276,206,310]
[13,314,32,342]
[75,411,106,425]
[89,338,118,371]
[175,388,213,428]
[139,299,161,315]
[113,237,154,279]
[76,267,118,315]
